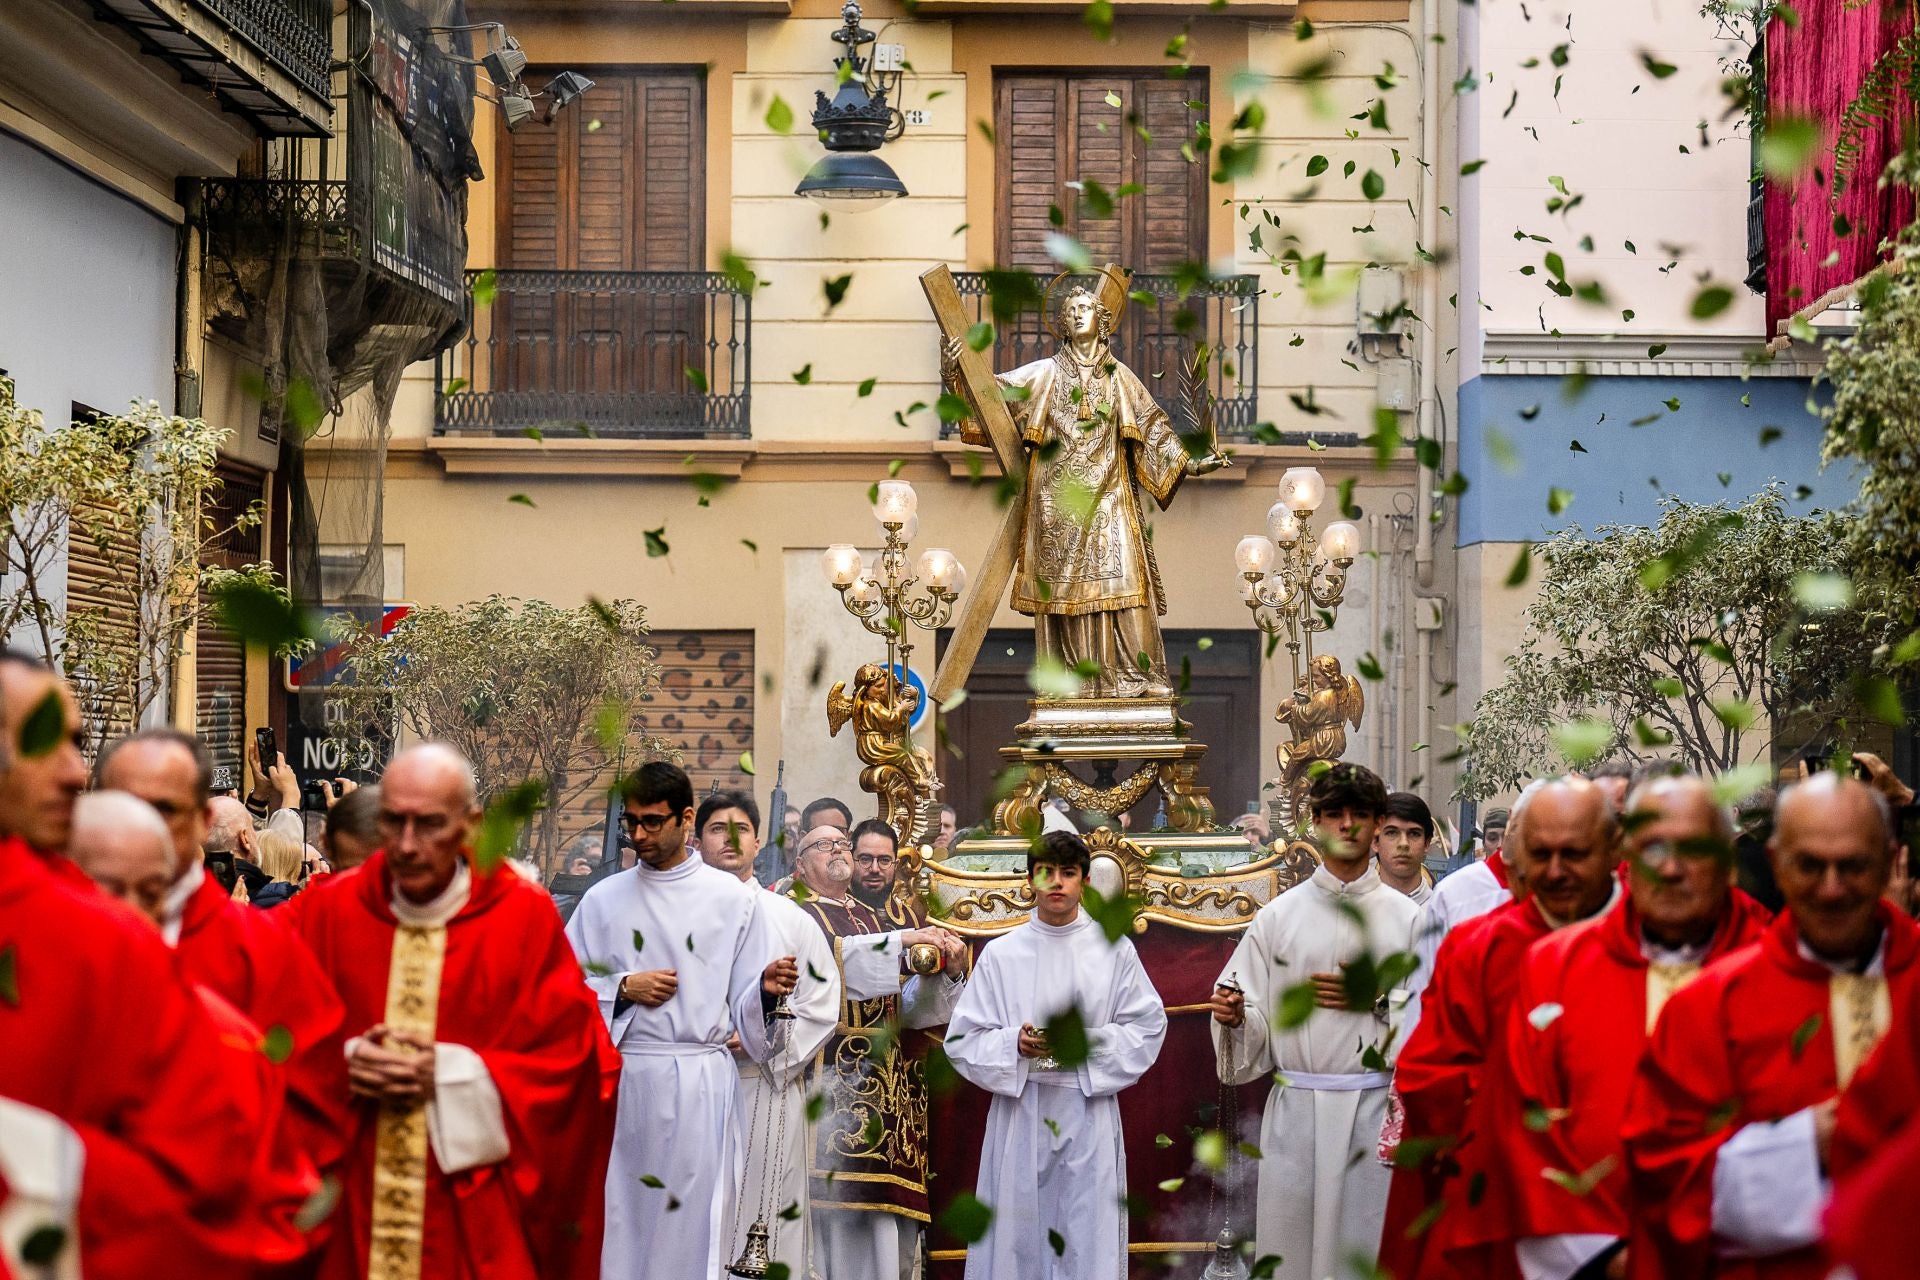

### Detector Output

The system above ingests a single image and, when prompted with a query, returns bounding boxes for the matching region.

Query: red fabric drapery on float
[927,926,1271,1278]
[1764,0,1916,329]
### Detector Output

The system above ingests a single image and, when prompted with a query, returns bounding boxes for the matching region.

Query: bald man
[1490,775,1771,1280]
[292,742,618,1280]
[1624,774,1920,1280]
[69,789,178,922]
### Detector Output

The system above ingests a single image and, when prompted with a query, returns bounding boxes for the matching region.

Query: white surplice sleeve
[1212,912,1277,1086]
[764,909,841,1088]
[944,947,1029,1099]
[902,969,965,1029]
[1083,939,1167,1097]
[563,886,640,1044]
[730,892,783,1065]
[1709,1105,1828,1256]
[1516,1233,1618,1280]
[427,1043,510,1174]
[839,929,905,999]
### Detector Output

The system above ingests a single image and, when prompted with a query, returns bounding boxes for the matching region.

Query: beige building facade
[363,0,1459,832]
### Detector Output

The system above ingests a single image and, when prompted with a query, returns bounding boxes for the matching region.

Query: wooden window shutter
[64,499,140,751]
[995,70,1208,272]
[638,76,703,271]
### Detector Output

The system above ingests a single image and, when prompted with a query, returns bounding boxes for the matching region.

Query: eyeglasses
[620,811,680,834]
[800,837,853,857]
[853,854,896,868]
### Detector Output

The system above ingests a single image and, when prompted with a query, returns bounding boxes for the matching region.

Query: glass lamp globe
[1234,535,1276,577]
[1278,467,1326,516]
[873,480,918,527]
[1267,501,1301,547]
[1322,521,1363,562]
[821,543,863,587]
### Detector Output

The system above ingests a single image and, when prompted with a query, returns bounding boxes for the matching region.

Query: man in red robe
[292,742,616,1280]
[1493,774,1771,1280]
[0,653,255,1279]
[1623,773,1920,1280]
[1382,777,1620,1280]
[98,729,349,1180]
[1826,969,1920,1280]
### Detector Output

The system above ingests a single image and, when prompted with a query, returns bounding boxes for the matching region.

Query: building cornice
[1479,331,1826,380]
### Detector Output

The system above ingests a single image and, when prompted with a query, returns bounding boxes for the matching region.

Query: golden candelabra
[821,480,964,846]
[1234,467,1366,830]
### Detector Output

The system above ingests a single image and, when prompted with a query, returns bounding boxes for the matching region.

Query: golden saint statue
[827,661,941,844]
[1275,654,1365,821]
[942,273,1229,698]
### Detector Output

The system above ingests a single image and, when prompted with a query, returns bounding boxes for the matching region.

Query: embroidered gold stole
[366,923,448,1280]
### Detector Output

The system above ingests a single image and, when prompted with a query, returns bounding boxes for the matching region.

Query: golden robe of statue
[945,286,1227,697]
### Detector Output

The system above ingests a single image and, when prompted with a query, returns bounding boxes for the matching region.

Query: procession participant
[693,789,840,1275]
[1376,791,1438,906]
[297,743,616,1280]
[69,789,322,1272]
[945,830,1166,1280]
[1403,806,1515,1041]
[1382,778,1619,1280]
[565,762,796,1280]
[1210,763,1418,1280]
[1493,775,1769,1280]
[789,824,968,1280]
[97,728,348,1170]
[1826,971,1920,1280]
[1623,773,1920,1280]
[0,653,253,1278]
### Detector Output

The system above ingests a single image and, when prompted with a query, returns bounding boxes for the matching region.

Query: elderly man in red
[1492,774,1770,1280]
[1382,777,1621,1280]
[0,652,254,1278]
[97,729,348,1180]
[293,742,616,1280]
[1623,772,1919,1280]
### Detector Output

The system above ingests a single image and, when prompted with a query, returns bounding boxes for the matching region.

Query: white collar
[391,860,472,927]
[1312,862,1381,897]
[160,859,204,947]
[1796,929,1888,977]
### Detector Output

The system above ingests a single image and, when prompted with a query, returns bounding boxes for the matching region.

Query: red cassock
[1492,892,1770,1258]
[1622,905,1920,1280]
[292,855,616,1280]
[1824,966,1920,1279]
[174,868,351,1176]
[1380,897,1552,1280]
[0,839,256,1279]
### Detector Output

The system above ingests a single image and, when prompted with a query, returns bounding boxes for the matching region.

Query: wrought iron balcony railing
[945,271,1261,440]
[435,270,753,440]
[85,0,333,135]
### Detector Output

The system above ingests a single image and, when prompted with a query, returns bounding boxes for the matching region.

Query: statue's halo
[1043,265,1131,343]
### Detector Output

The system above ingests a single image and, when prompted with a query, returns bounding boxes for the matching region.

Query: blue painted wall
[1455,373,1853,546]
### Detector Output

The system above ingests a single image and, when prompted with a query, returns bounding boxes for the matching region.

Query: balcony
[85,0,332,136]
[436,270,753,440]
[946,271,1261,440]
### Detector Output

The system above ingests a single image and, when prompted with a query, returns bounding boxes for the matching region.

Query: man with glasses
[97,729,348,1204]
[295,742,618,1280]
[565,761,801,1280]
[788,821,968,1280]
[1488,774,1769,1280]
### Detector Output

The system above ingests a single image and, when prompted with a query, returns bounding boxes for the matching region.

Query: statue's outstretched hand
[1189,450,1232,475]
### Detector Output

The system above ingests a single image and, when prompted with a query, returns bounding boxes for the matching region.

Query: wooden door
[934,629,1261,835]
[494,69,706,412]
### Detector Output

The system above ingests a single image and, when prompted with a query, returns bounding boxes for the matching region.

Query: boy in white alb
[945,831,1168,1280]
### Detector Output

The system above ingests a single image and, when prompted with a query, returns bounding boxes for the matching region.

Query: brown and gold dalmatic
[789,892,932,1224]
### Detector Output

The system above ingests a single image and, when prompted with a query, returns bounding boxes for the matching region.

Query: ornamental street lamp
[1233,466,1361,688]
[819,480,963,846]
[796,2,909,207]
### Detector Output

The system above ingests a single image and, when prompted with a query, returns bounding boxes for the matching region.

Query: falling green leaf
[857,377,877,397]
[765,95,794,134]
[791,364,813,386]
[940,1193,995,1244]
[0,944,17,1007]
[1792,572,1853,613]
[1547,487,1573,516]
[1690,285,1734,319]
[739,750,756,776]
[1550,717,1612,767]
[1048,1229,1066,1257]
[823,274,853,311]
[1194,1129,1229,1173]
[472,779,548,873]
[1639,51,1678,78]
[471,269,498,308]
[261,1024,294,1064]
[293,1176,341,1232]
[1361,169,1386,200]
[1504,542,1533,588]
[509,493,537,507]
[1759,116,1819,176]
[645,527,670,558]
[1854,675,1907,726]
[1306,154,1329,177]
[209,577,319,656]
[1790,1012,1822,1059]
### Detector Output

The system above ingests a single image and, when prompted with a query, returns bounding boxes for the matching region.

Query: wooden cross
[921,263,1131,704]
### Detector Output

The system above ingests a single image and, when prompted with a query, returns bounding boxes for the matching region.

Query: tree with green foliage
[1460,486,1890,799]
[331,595,671,874]
[0,376,274,754]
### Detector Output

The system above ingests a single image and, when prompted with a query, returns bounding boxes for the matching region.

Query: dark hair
[325,784,381,853]
[1382,791,1434,839]
[97,728,215,801]
[622,761,693,816]
[1307,762,1388,819]
[939,804,956,818]
[1028,830,1091,874]
[802,796,852,828]
[696,790,760,838]
[850,817,898,852]
[1589,760,1635,782]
